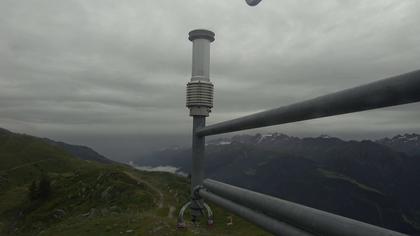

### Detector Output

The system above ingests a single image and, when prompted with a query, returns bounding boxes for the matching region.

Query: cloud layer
[1,0,419,159]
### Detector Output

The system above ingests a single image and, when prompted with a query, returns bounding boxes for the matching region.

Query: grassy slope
[0,130,269,236]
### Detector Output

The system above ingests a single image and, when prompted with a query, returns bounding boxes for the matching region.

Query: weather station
[176,0,419,235]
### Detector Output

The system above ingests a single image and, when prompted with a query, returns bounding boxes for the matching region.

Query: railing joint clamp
[192,185,205,200]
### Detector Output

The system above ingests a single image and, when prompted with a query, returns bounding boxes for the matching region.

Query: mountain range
[135,132,420,235]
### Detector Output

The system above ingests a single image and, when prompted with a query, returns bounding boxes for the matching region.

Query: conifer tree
[38,176,51,199]
[28,180,38,201]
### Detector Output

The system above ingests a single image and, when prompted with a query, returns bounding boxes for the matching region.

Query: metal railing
[178,29,419,236]
[197,70,420,137]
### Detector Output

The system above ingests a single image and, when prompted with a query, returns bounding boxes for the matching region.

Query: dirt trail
[124,171,164,209]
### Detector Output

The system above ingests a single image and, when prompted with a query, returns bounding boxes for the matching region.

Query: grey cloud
[1,0,419,160]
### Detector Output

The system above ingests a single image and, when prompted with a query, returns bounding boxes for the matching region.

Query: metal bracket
[177,187,214,229]
[192,185,204,200]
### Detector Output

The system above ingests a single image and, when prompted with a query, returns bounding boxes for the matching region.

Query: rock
[97,173,104,181]
[110,205,121,213]
[52,209,66,219]
[88,208,98,218]
[126,229,134,233]
[100,208,109,215]
[82,208,98,218]
[101,186,113,200]
[81,212,90,217]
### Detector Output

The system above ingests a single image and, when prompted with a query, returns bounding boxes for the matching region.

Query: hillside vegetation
[0,128,268,236]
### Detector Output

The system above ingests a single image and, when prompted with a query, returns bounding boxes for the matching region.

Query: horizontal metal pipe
[197,70,420,136]
[203,179,407,236]
[199,189,315,236]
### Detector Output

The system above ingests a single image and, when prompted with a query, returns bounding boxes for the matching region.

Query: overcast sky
[1,0,419,160]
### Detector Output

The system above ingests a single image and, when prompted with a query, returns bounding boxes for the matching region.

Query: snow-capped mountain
[377,133,420,157]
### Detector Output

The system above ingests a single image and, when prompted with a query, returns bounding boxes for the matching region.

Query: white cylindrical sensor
[186,29,215,116]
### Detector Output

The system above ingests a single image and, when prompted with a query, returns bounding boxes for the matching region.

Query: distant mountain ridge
[43,138,115,164]
[0,127,114,164]
[377,133,420,157]
[0,127,11,134]
[135,132,420,234]
[209,132,420,155]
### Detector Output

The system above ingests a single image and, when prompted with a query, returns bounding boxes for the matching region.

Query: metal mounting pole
[178,29,215,225]
[190,116,206,219]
